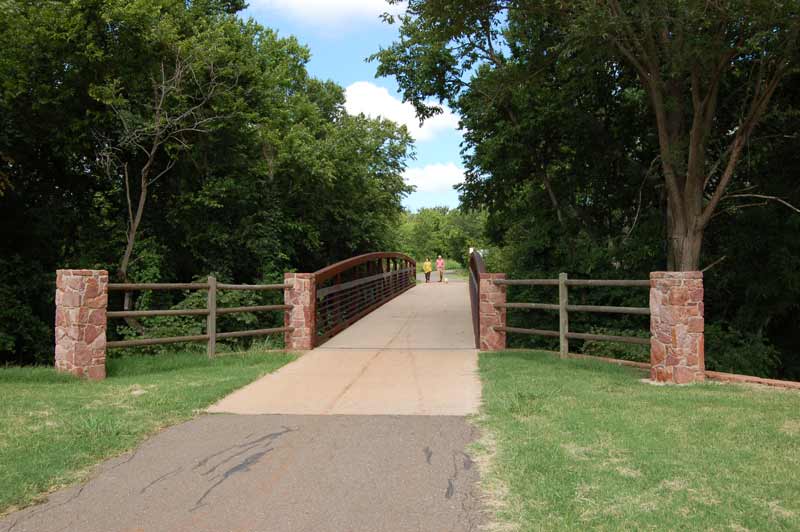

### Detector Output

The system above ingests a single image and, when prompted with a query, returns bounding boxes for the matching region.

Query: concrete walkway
[208,282,481,415]
[1,283,485,532]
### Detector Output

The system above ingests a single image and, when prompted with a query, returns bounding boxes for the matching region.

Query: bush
[704,323,781,378]
[579,327,650,363]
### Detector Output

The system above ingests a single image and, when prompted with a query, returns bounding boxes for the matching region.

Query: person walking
[436,255,445,282]
[422,257,432,283]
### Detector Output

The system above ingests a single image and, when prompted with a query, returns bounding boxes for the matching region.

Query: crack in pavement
[189,427,296,512]
[139,467,183,494]
[191,449,273,512]
[193,427,294,471]
[445,451,475,500]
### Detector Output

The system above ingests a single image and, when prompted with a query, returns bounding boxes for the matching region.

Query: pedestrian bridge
[208,271,481,415]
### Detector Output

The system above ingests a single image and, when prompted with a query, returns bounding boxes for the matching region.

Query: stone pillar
[650,271,705,384]
[55,269,108,380]
[284,273,316,351]
[479,273,506,351]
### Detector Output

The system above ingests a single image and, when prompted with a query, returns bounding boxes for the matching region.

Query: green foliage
[704,323,782,379]
[397,206,488,265]
[580,328,650,363]
[375,0,800,379]
[0,0,412,365]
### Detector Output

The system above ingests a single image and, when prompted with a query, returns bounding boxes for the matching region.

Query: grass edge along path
[474,350,800,531]
[0,350,296,515]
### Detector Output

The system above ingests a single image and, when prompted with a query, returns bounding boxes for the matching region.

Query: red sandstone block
[83,325,102,344]
[60,291,81,307]
[665,353,682,367]
[84,277,103,299]
[55,308,67,327]
[652,367,671,382]
[86,294,108,309]
[687,288,703,303]
[672,366,704,384]
[88,308,106,327]
[651,338,666,364]
[668,288,690,306]
[74,344,93,365]
[672,366,693,384]
[65,275,85,291]
[479,302,496,314]
[87,365,106,380]
[654,324,671,344]
[688,317,704,333]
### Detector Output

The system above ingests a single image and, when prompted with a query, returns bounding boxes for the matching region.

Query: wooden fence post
[207,275,217,358]
[559,272,568,358]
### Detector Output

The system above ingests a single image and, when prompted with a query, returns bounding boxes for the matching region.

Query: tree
[375,0,800,270]
[0,0,414,364]
[580,1,800,269]
[98,51,229,284]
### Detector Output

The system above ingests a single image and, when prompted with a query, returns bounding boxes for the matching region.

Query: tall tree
[375,0,800,270]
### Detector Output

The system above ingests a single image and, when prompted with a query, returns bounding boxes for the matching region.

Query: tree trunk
[665,180,704,271]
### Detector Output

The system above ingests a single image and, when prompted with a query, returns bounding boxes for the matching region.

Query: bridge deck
[208,282,481,415]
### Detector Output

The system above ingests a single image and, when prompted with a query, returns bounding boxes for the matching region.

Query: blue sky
[241,0,464,211]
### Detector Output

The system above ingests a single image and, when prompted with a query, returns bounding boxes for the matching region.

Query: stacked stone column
[650,271,705,384]
[479,273,506,351]
[55,269,108,380]
[284,273,316,350]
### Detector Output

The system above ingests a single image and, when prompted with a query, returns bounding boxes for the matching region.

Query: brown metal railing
[314,252,416,345]
[106,277,293,356]
[468,251,487,348]
[492,274,650,356]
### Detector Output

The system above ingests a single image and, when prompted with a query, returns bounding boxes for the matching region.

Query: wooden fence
[106,277,293,357]
[493,275,650,356]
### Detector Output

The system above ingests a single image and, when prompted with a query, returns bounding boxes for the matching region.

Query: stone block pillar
[55,269,108,380]
[650,271,705,384]
[284,273,316,351]
[479,273,506,351]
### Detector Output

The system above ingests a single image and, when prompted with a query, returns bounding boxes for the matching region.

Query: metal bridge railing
[313,252,416,345]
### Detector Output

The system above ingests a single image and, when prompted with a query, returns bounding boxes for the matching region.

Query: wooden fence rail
[492,272,650,356]
[106,276,293,356]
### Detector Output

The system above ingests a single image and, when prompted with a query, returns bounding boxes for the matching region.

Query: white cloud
[248,0,405,25]
[404,163,464,193]
[345,81,459,142]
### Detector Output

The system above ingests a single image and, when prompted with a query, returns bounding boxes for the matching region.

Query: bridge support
[649,271,705,384]
[284,273,316,350]
[55,269,108,380]
[479,273,506,351]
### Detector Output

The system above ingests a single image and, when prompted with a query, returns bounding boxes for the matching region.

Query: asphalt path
[0,415,484,532]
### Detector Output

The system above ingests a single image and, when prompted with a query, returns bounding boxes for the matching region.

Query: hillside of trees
[0,0,412,365]
[375,0,800,379]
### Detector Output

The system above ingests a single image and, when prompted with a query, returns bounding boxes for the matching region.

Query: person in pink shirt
[436,255,445,282]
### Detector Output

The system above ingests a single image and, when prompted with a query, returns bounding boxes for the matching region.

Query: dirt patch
[768,500,796,519]
[779,419,800,436]
[470,418,520,532]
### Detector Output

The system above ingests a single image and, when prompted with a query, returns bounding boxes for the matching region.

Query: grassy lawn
[0,350,295,515]
[477,351,800,531]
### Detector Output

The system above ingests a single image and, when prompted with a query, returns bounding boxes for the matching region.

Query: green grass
[476,351,800,531]
[0,350,295,515]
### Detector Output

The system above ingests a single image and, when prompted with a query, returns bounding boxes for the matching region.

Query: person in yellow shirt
[422,258,433,283]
